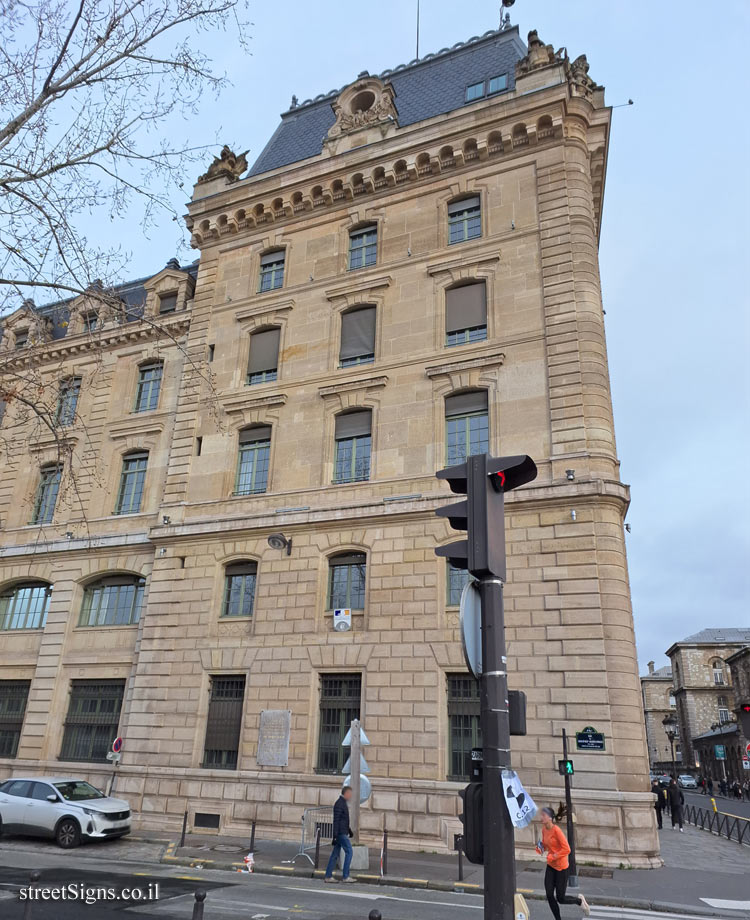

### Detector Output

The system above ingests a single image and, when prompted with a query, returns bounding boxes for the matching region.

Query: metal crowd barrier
[294,805,333,865]
[684,803,750,846]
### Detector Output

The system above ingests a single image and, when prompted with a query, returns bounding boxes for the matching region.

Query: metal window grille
[448,197,481,244]
[56,377,81,426]
[235,438,270,495]
[447,674,481,780]
[0,680,31,758]
[446,325,487,347]
[202,676,246,769]
[259,252,285,292]
[60,680,125,762]
[115,452,148,514]
[327,554,366,610]
[333,435,371,483]
[31,466,62,524]
[447,563,471,607]
[317,674,361,773]
[348,226,377,270]
[0,583,51,631]
[78,577,145,627]
[222,563,257,618]
[445,411,489,466]
[134,363,162,412]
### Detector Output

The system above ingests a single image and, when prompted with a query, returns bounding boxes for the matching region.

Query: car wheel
[56,818,81,849]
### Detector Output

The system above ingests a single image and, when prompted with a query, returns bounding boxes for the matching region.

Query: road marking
[591,907,723,919]
[172,875,205,881]
[282,884,483,909]
[701,898,750,910]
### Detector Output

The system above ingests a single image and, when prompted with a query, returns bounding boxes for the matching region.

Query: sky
[83,0,750,671]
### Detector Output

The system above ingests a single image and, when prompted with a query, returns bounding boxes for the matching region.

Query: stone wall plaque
[257,709,291,767]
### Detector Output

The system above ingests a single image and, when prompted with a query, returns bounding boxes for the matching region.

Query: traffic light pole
[479,575,515,920]
[562,728,578,888]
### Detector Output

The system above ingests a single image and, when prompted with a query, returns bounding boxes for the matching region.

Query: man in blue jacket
[324,786,354,883]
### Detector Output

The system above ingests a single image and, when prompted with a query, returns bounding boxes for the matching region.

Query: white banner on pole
[502,769,538,829]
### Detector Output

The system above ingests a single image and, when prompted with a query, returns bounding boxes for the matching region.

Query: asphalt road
[683,789,750,820]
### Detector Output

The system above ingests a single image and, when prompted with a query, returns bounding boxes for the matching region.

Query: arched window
[31,464,62,524]
[445,391,488,465]
[712,660,725,686]
[348,224,377,270]
[448,196,481,244]
[78,575,145,627]
[445,281,487,346]
[56,377,81,426]
[333,410,371,483]
[134,361,163,412]
[235,426,271,495]
[247,327,280,385]
[115,451,148,515]
[0,582,52,631]
[222,561,257,618]
[327,553,366,610]
[339,306,376,367]
[258,249,285,292]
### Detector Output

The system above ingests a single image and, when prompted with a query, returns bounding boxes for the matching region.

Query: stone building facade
[640,662,678,772]
[666,628,750,776]
[0,26,659,865]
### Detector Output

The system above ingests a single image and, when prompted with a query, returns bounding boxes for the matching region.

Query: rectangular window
[83,312,98,332]
[31,466,61,524]
[158,292,178,314]
[259,251,285,292]
[465,81,485,102]
[339,306,376,367]
[488,74,508,95]
[134,362,162,412]
[0,584,51,631]
[447,674,481,780]
[328,553,366,610]
[60,680,125,763]
[57,377,81,426]
[317,673,361,773]
[78,578,145,628]
[0,680,31,758]
[718,696,730,723]
[448,196,481,244]
[334,411,371,483]
[202,676,245,769]
[222,563,257,618]
[348,225,377,271]
[445,391,489,465]
[247,328,280,385]
[115,452,148,514]
[447,563,471,607]
[445,283,487,346]
[236,427,271,495]
[15,329,28,349]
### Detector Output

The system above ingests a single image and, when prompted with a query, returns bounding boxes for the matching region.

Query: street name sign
[575,726,605,751]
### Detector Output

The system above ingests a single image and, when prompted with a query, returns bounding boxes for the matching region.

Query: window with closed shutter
[339,306,376,367]
[334,410,371,483]
[202,676,245,769]
[247,327,280,384]
[445,283,487,346]
[445,391,488,465]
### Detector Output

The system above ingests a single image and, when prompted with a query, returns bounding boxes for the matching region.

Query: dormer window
[83,312,98,332]
[488,74,508,94]
[158,292,178,314]
[14,329,28,350]
[466,82,484,102]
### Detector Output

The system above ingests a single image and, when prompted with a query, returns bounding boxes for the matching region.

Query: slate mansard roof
[249,26,528,178]
[677,628,750,646]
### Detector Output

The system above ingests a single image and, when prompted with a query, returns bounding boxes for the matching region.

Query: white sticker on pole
[502,769,538,829]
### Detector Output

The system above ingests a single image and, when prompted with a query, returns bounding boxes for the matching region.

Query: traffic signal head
[458,782,484,864]
[738,702,750,740]
[558,759,574,776]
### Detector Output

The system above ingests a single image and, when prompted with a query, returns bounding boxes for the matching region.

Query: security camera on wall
[333,609,352,632]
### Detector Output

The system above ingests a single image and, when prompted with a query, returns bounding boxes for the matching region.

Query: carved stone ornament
[568,54,600,100]
[328,78,398,139]
[197,145,248,184]
[515,30,562,75]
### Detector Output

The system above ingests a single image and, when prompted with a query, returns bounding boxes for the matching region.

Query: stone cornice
[425,350,505,378]
[220,390,288,414]
[324,275,392,302]
[318,375,388,398]
[108,413,168,440]
[426,251,501,276]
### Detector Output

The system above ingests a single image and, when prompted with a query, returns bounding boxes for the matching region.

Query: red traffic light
[494,471,506,487]
[487,455,537,492]
[742,704,750,713]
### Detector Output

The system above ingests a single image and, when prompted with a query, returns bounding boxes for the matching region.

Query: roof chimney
[647,660,655,675]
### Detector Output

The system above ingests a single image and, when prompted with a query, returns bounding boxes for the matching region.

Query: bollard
[457,835,464,882]
[382,825,388,876]
[368,911,382,920]
[313,825,322,871]
[249,818,256,853]
[180,809,188,849]
[22,871,41,920]
[191,890,206,920]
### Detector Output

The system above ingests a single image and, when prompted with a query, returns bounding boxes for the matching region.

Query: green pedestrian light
[558,759,574,776]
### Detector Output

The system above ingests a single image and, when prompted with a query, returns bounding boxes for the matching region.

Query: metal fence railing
[294,805,333,865]
[685,803,750,846]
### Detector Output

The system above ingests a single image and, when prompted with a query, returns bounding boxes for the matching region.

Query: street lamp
[663,713,678,780]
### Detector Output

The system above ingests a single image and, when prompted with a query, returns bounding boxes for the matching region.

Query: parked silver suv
[0,777,131,848]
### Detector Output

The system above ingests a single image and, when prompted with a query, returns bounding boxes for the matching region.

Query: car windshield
[54,781,106,801]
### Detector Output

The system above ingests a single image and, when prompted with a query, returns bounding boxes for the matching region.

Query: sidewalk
[161,822,750,917]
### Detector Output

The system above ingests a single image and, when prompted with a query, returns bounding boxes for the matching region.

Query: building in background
[666,628,750,779]
[0,24,659,865]
[640,661,678,773]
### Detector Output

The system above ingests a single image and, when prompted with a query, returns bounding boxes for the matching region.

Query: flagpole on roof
[416,0,420,61]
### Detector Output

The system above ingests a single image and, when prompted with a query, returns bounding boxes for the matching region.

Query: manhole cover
[213,844,244,853]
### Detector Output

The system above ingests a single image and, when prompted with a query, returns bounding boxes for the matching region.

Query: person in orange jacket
[536,806,590,918]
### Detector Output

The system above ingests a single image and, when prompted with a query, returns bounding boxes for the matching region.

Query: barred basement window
[447,674,481,780]
[78,576,145,627]
[258,250,285,292]
[448,196,481,244]
[447,563,471,607]
[317,673,361,773]
[0,582,51,631]
[348,225,377,271]
[114,451,148,514]
[222,562,257,618]
[327,553,366,610]
[31,465,62,524]
[0,680,31,758]
[202,676,246,769]
[445,391,488,465]
[134,362,162,412]
[60,680,125,763]
[235,426,271,495]
[56,377,81,426]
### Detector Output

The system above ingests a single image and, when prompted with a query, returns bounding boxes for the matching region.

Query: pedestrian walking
[536,806,590,918]
[651,780,666,829]
[707,777,714,796]
[324,785,355,883]
[667,778,684,832]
